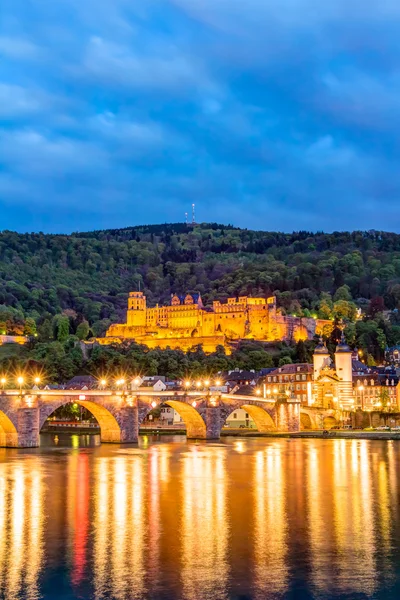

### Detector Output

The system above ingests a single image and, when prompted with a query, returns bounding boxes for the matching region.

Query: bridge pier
[17,406,40,447]
[118,405,139,443]
[275,401,300,433]
[205,405,222,440]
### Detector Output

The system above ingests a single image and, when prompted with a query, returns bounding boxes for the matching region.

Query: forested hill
[2,223,400,337]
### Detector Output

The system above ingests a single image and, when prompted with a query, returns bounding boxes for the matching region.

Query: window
[245,413,249,418]
[296,375,300,381]
[296,384,301,391]
[302,375,306,381]
[233,413,237,419]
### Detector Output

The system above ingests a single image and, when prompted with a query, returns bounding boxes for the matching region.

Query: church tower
[334,332,354,409]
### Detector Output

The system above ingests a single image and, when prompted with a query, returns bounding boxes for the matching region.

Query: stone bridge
[0,389,308,447]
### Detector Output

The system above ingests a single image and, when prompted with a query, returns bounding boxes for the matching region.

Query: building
[100,291,330,353]
[312,334,354,410]
[385,345,400,364]
[263,363,313,404]
[353,373,399,411]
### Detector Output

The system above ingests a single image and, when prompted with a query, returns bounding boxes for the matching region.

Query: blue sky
[1,0,400,233]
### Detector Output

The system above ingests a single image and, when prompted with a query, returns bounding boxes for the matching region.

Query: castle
[101,291,329,353]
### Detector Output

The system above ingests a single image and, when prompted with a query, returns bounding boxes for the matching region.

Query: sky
[1,1,400,234]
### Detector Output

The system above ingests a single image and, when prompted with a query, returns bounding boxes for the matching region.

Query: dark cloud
[1,0,400,232]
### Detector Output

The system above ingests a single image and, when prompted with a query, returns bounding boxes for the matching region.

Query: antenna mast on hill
[185,212,188,225]
[192,203,196,224]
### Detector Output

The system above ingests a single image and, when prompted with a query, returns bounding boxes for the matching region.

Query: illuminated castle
[101,292,329,353]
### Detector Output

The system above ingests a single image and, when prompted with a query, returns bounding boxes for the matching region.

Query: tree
[278,356,292,367]
[76,320,90,340]
[379,388,390,411]
[55,316,70,343]
[318,293,333,319]
[333,285,352,302]
[24,317,37,337]
[38,318,53,341]
[333,300,357,321]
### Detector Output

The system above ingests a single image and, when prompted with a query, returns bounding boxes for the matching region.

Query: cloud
[1,0,400,232]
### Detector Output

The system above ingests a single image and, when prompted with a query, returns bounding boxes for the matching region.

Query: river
[0,434,399,599]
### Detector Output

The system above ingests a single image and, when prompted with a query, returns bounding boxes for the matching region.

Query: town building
[263,363,313,404]
[100,291,330,353]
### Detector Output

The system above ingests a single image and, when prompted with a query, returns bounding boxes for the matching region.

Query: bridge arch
[323,415,338,429]
[0,410,18,447]
[223,403,276,432]
[141,399,207,439]
[300,409,317,430]
[40,399,122,443]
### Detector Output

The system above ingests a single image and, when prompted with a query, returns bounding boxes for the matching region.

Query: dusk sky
[1,1,400,233]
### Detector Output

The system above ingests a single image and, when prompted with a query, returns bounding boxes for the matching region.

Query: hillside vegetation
[0,223,400,379]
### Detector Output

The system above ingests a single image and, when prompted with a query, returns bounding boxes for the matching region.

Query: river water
[0,434,399,600]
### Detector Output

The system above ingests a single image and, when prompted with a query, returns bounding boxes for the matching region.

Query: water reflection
[253,445,287,598]
[181,445,229,600]
[0,460,44,600]
[0,435,399,599]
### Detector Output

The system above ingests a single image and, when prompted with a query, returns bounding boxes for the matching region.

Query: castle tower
[334,332,354,409]
[313,338,330,379]
[127,291,147,327]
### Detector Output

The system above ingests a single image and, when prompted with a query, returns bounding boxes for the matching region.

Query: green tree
[333,285,352,302]
[56,316,70,343]
[76,320,90,340]
[24,317,37,337]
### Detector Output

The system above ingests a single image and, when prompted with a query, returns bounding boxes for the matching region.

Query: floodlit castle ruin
[100,292,329,353]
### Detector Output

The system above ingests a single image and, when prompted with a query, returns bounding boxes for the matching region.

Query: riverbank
[221,429,400,440]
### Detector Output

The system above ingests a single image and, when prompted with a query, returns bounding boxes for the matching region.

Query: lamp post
[17,376,24,396]
[0,377,6,391]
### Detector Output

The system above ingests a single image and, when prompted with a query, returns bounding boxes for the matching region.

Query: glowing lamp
[100,379,107,386]
[184,380,191,388]
[192,401,197,408]
[133,378,140,386]
[34,376,41,384]
[204,379,210,387]
[151,401,157,408]
[196,381,202,388]
[273,388,278,394]
[1,377,6,385]
[255,389,261,396]
[79,395,86,401]
[215,379,221,386]
[17,376,24,385]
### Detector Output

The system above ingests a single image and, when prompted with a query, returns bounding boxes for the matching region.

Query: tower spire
[192,203,195,224]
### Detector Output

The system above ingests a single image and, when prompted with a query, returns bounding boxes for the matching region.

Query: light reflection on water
[0,435,399,599]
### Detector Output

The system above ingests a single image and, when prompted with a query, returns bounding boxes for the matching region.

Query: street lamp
[196,381,202,389]
[215,379,221,386]
[100,378,107,388]
[17,376,24,395]
[34,376,41,387]
[1,377,6,390]
[184,380,191,389]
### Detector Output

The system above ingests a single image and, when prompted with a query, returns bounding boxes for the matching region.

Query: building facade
[101,291,329,352]
[263,364,313,404]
